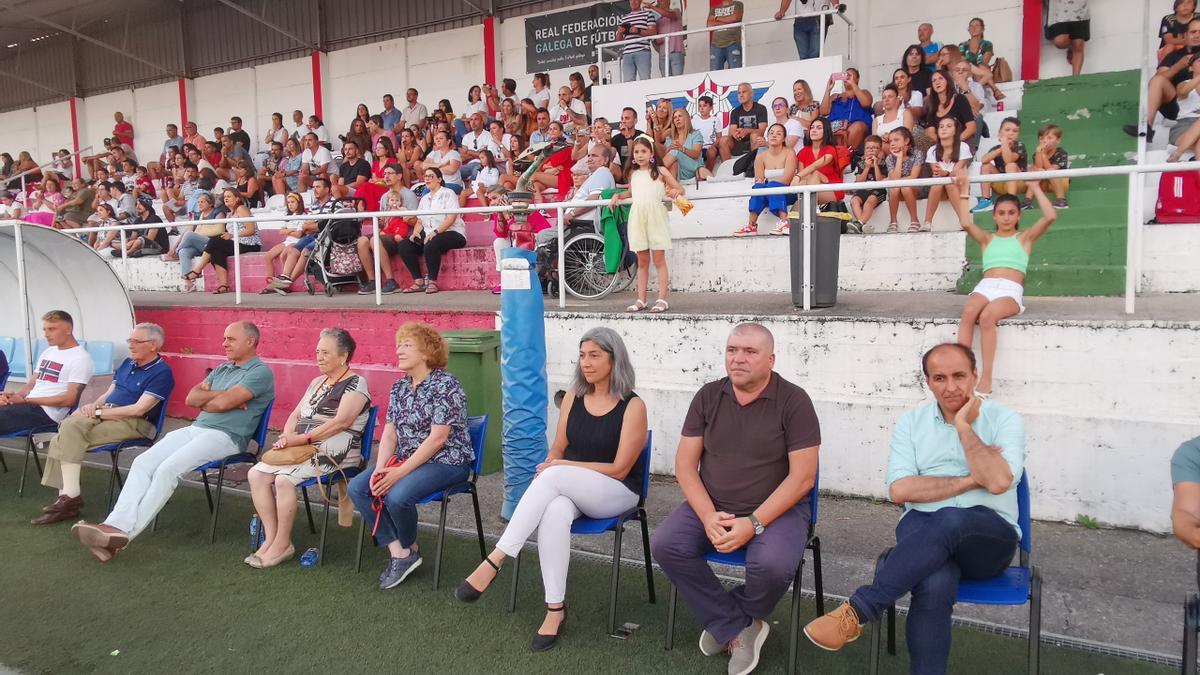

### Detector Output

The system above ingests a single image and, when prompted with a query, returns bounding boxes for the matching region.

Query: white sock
[60,463,82,499]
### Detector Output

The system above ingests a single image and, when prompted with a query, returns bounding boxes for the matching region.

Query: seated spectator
[530,125,575,196]
[820,68,874,149]
[498,97,522,138]
[307,115,331,149]
[456,327,647,650]
[0,190,22,220]
[71,322,274,562]
[707,0,744,69]
[380,94,402,133]
[874,84,916,141]
[530,109,553,146]
[342,118,372,163]
[356,178,417,297]
[921,69,977,147]
[922,116,973,231]
[183,188,261,295]
[950,59,986,126]
[299,132,333,191]
[176,191,229,292]
[33,323,173,526]
[918,22,942,69]
[804,343,1023,674]
[790,79,819,132]
[611,107,646,167]
[1046,0,1090,77]
[259,141,285,194]
[347,322,475,589]
[0,151,12,179]
[647,99,676,146]
[109,180,136,223]
[549,86,588,138]
[263,112,289,151]
[332,140,371,199]
[368,115,398,156]
[232,161,262,208]
[396,168,466,294]
[460,85,488,126]
[899,44,934,98]
[0,345,6,386]
[246,328,370,568]
[260,192,308,293]
[1028,123,1071,209]
[13,150,42,182]
[486,120,514,159]
[791,117,843,217]
[218,135,255,181]
[271,138,304,196]
[691,95,723,173]
[348,137,395,209]
[161,163,198,229]
[556,144,617,237]
[183,121,206,149]
[27,176,66,225]
[1172,435,1200,549]
[397,128,423,186]
[957,19,1006,101]
[878,127,928,234]
[460,149,500,207]
[498,134,529,190]
[768,96,805,151]
[90,203,122,251]
[892,69,925,116]
[735,123,798,236]
[718,83,769,162]
[974,117,1027,213]
[420,130,464,195]
[401,88,430,131]
[848,135,888,233]
[517,99,539,139]
[0,311,93,439]
[226,116,252,153]
[529,73,553,110]
[124,194,169,258]
[270,178,336,292]
[133,165,156,200]
[460,112,501,184]
[1162,1,1198,58]
[568,71,587,108]
[652,323,820,675]
[656,109,705,185]
[201,141,222,173]
[1166,57,1200,159]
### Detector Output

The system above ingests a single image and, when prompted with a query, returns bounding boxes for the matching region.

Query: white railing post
[233,231,242,305]
[556,206,566,309]
[1124,172,1138,315]
[818,14,825,58]
[741,24,749,65]
[14,221,34,378]
[372,216,382,306]
[119,229,129,288]
[802,190,812,311]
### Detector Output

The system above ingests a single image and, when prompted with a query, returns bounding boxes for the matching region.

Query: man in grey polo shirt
[71,321,274,562]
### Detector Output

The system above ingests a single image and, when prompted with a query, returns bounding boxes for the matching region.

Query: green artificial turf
[0,464,1172,674]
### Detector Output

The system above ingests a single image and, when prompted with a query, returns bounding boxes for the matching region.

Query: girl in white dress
[610,136,682,314]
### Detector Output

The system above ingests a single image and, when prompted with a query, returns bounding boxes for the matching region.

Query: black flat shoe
[531,605,566,652]
[455,555,501,603]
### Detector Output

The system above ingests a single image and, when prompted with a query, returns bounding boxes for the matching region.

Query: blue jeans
[850,506,1018,675]
[348,460,470,549]
[748,181,797,217]
[621,51,651,82]
[655,50,685,77]
[709,43,743,70]
[177,231,211,276]
[794,16,821,60]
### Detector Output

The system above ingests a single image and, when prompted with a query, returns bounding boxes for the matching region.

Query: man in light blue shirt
[805,343,1024,674]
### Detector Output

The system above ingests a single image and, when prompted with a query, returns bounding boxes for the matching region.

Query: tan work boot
[803,601,863,651]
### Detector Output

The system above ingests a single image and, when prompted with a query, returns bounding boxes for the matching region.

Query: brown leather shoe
[31,504,82,525]
[42,494,81,513]
[71,521,130,553]
[803,601,863,651]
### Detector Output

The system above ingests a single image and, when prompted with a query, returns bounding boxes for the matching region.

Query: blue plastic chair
[297,405,378,567]
[0,336,13,390]
[869,471,1041,674]
[665,473,825,675]
[186,400,274,543]
[86,392,174,510]
[86,341,115,377]
[508,433,657,636]
[5,400,80,496]
[355,415,489,587]
[8,339,26,379]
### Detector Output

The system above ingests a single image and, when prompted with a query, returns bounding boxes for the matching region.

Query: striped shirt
[620,9,657,55]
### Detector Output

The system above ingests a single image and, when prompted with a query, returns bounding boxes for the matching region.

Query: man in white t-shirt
[0,310,94,435]
[690,95,723,172]
[290,110,307,143]
[299,132,333,192]
[459,112,501,183]
[548,86,588,138]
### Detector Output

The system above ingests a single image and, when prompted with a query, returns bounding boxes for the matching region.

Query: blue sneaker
[379,551,423,590]
[299,547,321,568]
[970,197,993,213]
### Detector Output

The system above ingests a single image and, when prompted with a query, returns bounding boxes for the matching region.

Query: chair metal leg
[508,552,520,613]
[208,464,227,544]
[470,488,486,560]
[433,497,450,590]
[319,488,331,567]
[868,615,882,675]
[302,486,316,534]
[18,435,32,497]
[354,515,367,573]
[665,584,678,650]
[30,435,43,474]
[887,604,897,655]
[1028,566,1042,674]
[0,448,7,472]
[607,525,625,635]
[639,511,655,604]
[105,452,120,510]
[811,535,826,615]
[788,561,803,675]
[1184,594,1199,675]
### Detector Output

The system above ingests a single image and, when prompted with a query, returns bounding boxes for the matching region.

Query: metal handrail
[595,7,852,80]
[2,145,94,196]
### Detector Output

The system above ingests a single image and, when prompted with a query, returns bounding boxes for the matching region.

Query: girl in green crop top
[956,183,1057,395]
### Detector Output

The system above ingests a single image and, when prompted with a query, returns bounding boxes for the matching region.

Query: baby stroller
[303,199,364,297]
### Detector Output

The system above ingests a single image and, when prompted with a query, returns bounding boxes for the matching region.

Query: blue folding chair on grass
[507,432,657,636]
[869,470,1041,674]
[355,415,489,587]
[86,393,173,510]
[664,473,825,675]
[6,404,79,497]
[298,405,377,566]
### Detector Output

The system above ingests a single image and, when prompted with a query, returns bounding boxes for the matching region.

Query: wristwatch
[94,407,103,419]
[747,513,765,536]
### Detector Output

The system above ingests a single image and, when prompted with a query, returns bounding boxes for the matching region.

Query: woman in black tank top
[455,327,648,652]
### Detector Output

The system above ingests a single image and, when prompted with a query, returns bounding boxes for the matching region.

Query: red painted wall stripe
[1021,0,1041,81]
[69,96,82,177]
[177,77,189,131]
[311,51,324,120]
[484,16,497,87]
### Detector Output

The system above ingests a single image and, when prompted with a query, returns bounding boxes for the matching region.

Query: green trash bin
[443,329,503,475]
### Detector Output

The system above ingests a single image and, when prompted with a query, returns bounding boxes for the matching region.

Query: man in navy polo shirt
[34,323,175,526]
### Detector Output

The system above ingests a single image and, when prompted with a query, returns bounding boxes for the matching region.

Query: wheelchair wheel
[613,252,638,294]
[561,232,620,300]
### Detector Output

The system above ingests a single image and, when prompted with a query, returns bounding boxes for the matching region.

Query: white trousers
[104,426,238,539]
[495,465,639,603]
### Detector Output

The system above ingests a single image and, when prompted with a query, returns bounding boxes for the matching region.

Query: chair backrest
[148,384,174,439]
[0,336,14,363]
[467,415,489,478]
[10,338,24,375]
[1017,470,1032,560]
[85,341,115,376]
[33,338,48,363]
[635,431,653,506]
[252,400,275,452]
[358,406,379,465]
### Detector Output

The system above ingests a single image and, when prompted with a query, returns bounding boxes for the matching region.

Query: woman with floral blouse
[347,321,475,590]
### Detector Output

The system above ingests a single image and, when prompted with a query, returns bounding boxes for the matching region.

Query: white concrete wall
[1142,223,1200,293]
[327,39,408,144]
[34,101,74,161]
[0,108,37,165]
[544,313,1200,532]
[252,58,313,154]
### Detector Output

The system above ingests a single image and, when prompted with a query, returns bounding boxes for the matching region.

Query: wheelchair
[549,218,638,301]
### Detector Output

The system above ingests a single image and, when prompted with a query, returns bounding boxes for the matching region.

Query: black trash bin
[787,201,844,308]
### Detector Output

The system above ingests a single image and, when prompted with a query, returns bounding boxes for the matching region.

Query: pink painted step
[135,306,497,366]
[162,352,402,430]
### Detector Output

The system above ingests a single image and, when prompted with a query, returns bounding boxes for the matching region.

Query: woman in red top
[530,123,574,197]
[785,117,844,234]
[354,137,395,209]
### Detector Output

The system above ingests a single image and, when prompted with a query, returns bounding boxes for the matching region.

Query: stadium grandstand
[0,0,1198,673]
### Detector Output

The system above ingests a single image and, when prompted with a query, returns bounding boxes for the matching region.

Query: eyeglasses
[126,338,153,345]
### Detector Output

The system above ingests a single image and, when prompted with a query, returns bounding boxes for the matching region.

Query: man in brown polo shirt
[651,322,821,675]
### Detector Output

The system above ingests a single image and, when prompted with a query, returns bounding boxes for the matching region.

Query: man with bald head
[71,322,275,562]
[652,323,821,675]
[805,343,1025,674]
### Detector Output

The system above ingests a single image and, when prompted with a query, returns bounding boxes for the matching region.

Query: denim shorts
[293,233,317,251]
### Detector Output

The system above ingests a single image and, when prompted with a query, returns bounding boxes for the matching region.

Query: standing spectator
[71,322,274,562]
[918,22,942,69]
[616,0,659,82]
[820,68,873,149]
[691,95,722,173]
[1046,0,1090,77]
[718,83,769,162]
[528,73,553,109]
[775,0,836,61]
[397,167,467,295]
[708,0,744,70]
[584,66,602,117]
[381,94,402,132]
[610,135,683,314]
[652,323,821,675]
[227,116,252,152]
[1124,17,1200,142]
[401,88,430,131]
[0,311,94,437]
[648,0,686,77]
[112,112,135,150]
[736,123,798,236]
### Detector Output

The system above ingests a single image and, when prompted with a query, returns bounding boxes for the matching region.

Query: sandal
[402,281,426,294]
[181,270,202,281]
[887,222,899,234]
[211,285,231,295]
[456,554,503,603]
[424,281,439,294]
[649,299,670,314]
[918,222,932,232]
[908,222,921,233]
[258,287,276,294]
[626,299,647,313]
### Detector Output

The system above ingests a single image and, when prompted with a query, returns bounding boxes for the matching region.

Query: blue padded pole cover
[499,248,548,519]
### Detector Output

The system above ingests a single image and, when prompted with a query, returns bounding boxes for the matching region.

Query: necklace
[309,366,350,408]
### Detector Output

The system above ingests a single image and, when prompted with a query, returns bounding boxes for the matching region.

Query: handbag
[991,57,1013,84]
[260,444,319,465]
[196,222,226,237]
